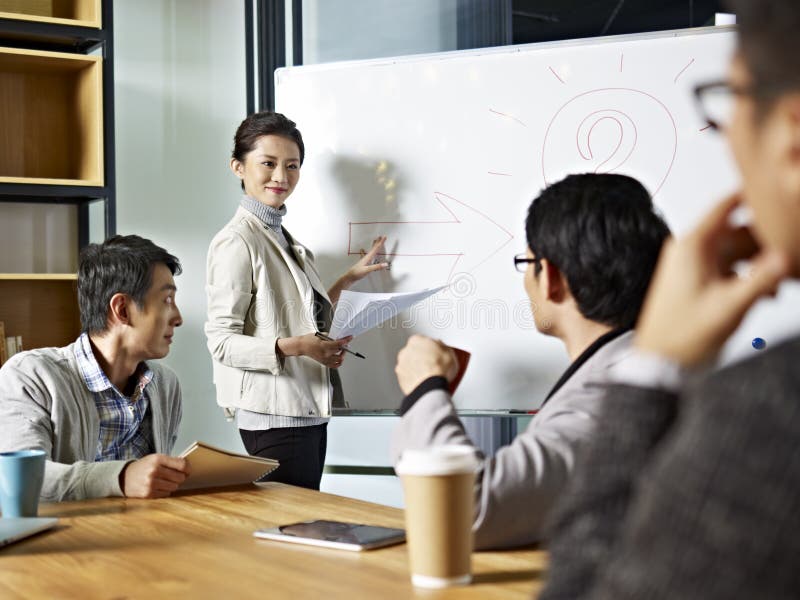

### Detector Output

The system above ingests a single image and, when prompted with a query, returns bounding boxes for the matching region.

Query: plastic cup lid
[395,445,480,476]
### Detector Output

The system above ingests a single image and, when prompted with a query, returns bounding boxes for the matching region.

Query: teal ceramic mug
[0,449,46,518]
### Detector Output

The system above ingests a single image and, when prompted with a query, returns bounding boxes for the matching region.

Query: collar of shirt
[74,332,154,401]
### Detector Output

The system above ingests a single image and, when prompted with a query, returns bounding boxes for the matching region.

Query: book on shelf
[5,336,17,362]
[178,441,279,491]
[0,322,6,366]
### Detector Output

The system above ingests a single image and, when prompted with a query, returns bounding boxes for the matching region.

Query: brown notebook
[178,441,279,490]
[0,322,6,366]
[448,346,471,395]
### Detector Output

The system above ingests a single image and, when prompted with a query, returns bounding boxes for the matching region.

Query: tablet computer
[253,519,405,551]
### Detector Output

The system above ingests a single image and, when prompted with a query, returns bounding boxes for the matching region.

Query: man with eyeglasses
[390,173,670,550]
[541,2,799,598]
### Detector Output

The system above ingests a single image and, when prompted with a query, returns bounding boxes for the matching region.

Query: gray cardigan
[541,335,800,600]
[0,342,182,502]
[391,331,634,550]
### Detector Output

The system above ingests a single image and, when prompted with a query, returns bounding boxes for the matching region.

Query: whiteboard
[275,26,800,410]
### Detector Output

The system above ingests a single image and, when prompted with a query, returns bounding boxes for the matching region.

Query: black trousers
[240,423,328,490]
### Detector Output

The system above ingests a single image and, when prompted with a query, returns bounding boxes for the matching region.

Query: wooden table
[0,483,546,599]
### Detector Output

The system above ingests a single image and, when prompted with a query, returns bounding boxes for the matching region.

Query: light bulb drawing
[542,87,677,197]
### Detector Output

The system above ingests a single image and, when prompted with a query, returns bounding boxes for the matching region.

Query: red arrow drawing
[348,191,514,281]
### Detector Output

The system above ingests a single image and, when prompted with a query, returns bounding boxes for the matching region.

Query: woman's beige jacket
[205,207,335,418]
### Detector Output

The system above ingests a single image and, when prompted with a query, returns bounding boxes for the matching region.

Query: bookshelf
[0,47,103,186]
[0,274,80,350]
[0,1,100,28]
[0,0,113,352]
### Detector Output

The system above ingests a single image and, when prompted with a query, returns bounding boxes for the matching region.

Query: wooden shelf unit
[0,0,112,352]
[0,0,100,29]
[0,273,81,349]
[0,273,78,280]
[0,46,103,186]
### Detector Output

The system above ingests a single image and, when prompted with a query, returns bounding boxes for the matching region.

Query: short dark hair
[725,1,800,108]
[232,112,305,191]
[525,173,670,330]
[78,235,182,335]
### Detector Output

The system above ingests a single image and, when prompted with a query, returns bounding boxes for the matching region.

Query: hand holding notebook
[178,441,278,490]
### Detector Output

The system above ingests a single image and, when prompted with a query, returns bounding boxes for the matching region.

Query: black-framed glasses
[513,253,538,273]
[693,80,790,132]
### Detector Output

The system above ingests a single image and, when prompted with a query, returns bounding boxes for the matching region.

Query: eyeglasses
[513,253,539,273]
[693,80,791,132]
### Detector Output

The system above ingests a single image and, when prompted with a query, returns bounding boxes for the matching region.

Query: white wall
[114,0,247,453]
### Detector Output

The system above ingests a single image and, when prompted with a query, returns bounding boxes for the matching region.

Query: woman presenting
[205,111,387,490]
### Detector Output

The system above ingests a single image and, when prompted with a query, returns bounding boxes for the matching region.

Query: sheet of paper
[329,285,447,339]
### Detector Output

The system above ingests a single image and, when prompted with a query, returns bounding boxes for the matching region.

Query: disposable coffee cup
[0,449,46,518]
[396,445,479,588]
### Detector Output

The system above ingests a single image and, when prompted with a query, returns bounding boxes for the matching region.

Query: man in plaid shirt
[0,235,190,501]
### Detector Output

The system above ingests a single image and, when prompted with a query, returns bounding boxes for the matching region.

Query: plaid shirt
[74,333,154,461]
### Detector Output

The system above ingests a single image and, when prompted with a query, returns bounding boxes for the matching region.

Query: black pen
[314,332,366,359]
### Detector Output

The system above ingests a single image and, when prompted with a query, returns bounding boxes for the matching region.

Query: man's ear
[108,293,131,327]
[540,258,567,303]
[785,94,800,201]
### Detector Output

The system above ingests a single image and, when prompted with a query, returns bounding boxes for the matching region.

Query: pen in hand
[314,332,366,360]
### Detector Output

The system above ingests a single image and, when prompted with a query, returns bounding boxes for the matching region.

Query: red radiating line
[619,52,623,73]
[488,108,527,127]
[488,171,513,176]
[674,58,695,83]
[549,66,566,84]
[699,124,712,132]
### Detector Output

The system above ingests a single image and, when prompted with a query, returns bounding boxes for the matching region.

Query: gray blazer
[541,335,800,600]
[0,342,182,502]
[390,331,634,550]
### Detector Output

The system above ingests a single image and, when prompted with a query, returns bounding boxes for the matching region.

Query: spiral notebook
[178,441,279,490]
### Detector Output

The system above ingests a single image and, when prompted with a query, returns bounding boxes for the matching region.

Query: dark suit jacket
[541,335,800,600]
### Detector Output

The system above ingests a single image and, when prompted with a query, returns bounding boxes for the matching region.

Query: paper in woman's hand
[329,285,447,339]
